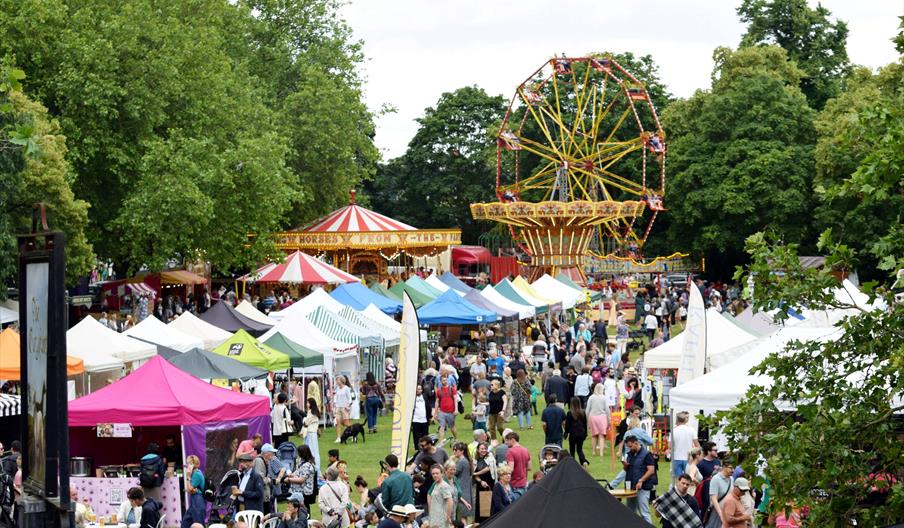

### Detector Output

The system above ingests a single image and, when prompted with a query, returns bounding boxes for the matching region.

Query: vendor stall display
[157,346,268,380]
[329,281,402,315]
[211,329,290,371]
[200,300,272,336]
[168,311,233,349]
[1,327,85,378]
[124,316,204,353]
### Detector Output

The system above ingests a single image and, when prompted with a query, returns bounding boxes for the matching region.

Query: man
[161,434,181,468]
[670,411,700,485]
[468,429,489,459]
[472,371,491,395]
[495,428,513,464]
[644,310,658,342]
[697,442,721,480]
[420,368,438,419]
[138,443,167,502]
[543,369,568,408]
[577,323,591,344]
[377,504,411,528]
[125,487,161,528]
[593,319,608,345]
[70,487,95,528]
[434,374,458,443]
[410,436,448,472]
[261,443,286,511]
[569,347,586,373]
[540,394,566,446]
[277,498,308,528]
[505,431,531,498]
[469,355,487,391]
[233,453,265,512]
[654,473,702,528]
[381,454,413,511]
[624,435,656,523]
[720,477,753,527]
[1,441,20,478]
[327,449,341,471]
[485,348,505,379]
[411,384,429,454]
[531,337,548,373]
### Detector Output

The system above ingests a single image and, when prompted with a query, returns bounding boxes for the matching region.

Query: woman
[334,375,353,443]
[510,369,533,430]
[574,366,592,409]
[427,464,454,528]
[302,398,322,471]
[624,378,641,411]
[586,383,611,457]
[487,379,507,442]
[361,372,384,434]
[564,397,590,466]
[472,442,496,522]
[181,455,206,528]
[451,443,474,522]
[271,392,292,446]
[287,444,319,512]
[490,465,514,516]
[686,447,704,499]
[319,466,351,528]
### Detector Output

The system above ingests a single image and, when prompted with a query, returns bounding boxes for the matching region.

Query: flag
[390,292,420,464]
[677,283,706,385]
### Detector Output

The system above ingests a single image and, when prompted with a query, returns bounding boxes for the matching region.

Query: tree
[738,0,850,109]
[365,86,507,243]
[661,45,816,276]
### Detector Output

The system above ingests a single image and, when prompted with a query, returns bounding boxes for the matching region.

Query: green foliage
[661,45,816,275]
[366,86,507,243]
[722,232,904,526]
[738,0,850,109]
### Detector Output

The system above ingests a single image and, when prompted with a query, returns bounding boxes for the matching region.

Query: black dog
[340,422,366,444]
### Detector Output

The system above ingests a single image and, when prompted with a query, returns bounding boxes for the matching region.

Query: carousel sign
[277,229,461,250]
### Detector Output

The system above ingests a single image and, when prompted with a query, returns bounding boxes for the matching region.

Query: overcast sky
[340,0,902,160]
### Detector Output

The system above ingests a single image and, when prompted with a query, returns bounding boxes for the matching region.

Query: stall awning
[158,270,208,285]
[1,328,85,379]
[0,393,20,417]
[126,282,157,297]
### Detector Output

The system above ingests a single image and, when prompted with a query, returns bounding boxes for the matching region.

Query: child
[530,379,541,415]
[473,393,488,432]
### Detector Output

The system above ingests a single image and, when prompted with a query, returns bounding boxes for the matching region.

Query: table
[72,476,182,528]
[608,488,638,501]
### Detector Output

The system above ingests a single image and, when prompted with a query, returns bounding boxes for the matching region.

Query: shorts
[438,411,456,429]
[672,459,688,478]
[336,406,350,422]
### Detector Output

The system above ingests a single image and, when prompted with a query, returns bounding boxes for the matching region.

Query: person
[719,477,752,528]
[233,452,265,512]
[139,442,167,502]
[472,442,496,522]
[161,434,181,468]
[472,392,489,433]
[540,394,566,446]
[334,375,353,443]
[564,397,589,466]
[697,442,721,480]
[179,455,206,528]
[302,398,322,471]
[706,463,734,527]
[116,484,143,526]
[686,447,704,498]
[671,411,700,485]
[644,310,658,342]
[494,428,512,466]
[288,445,318,511]
[272,393,292,447]
[378,505,411,528]
[624,435,656,523]
[485,348,505,379]
[469,355,488,391]
[381,454,413,511]
[1,441,20,478]
[127,487,161,528]
[412,384,430,454]
[262,444,287,511]
[529,380,541,416]
[574,366,592,409]
[603,370,618,409]
[434,374,459,443]
[253,445,274,515]
[327,449,341,471]
[585,383,610,456]
[615,316,629,358]
[426,464,454,528]
[276,498,309,528]
[543,369,568,408]
[490,465,514,516]
[593,318,608,346]
[70,487,95,528]
[655,473,703,528]
[411,436,448,471]
[451,443,474,522]
[319,467,351,528]
[421,368,438,419]
[504,431,530,498]
[510,369,533,430]
[362,372,384,434]
[486,379,507,441]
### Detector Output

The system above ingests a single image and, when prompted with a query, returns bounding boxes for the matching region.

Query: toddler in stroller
[207,469,241,523]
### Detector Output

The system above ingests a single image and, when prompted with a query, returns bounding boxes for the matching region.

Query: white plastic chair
[235,510,264,528]
[208,524,228,528]
[155,514,166,528]
[260,517,280,528]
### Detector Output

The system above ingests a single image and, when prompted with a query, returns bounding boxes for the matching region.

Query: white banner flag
[677,283,707,385]
[389,293,420,464]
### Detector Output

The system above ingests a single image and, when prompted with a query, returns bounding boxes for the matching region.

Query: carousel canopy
[480,285,536,320]
[495,278,548,315]
[263,332,324,368]
[169,311,233,349]
[389,281,434,308]
[0,328,85,379]
[157,346,268,380]
[212,329,290,371]
[417,290,497,326]
[256,250,358,285]
[201,300,273,336]
[330,281,402,315]
[439,271,474,294]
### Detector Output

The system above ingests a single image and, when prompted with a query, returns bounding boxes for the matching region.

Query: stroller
[207,469,241,523]
[277,441,298,472]
[538,444,562,474]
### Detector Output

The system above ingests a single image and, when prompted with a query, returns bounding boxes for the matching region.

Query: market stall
[269,286,345,321]
[68,356,271,527]
[66,317,129,394]
[309,305,383,386]
[425,273,465,297]
[531,274,585,310]
[124,316,204,353]
[417,289,497,325]
[211,329,290,371]
[200,300,272,337]
[168,311,233,350]
[329,281,402,315]
[479,284,536,320]
[234,300,278,326]
[157,346,268,380]
[1,327,85,379]
[438,271,474,295]
[388,281,434,307]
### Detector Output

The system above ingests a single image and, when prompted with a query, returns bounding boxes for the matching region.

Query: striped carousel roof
[0,393,20,417]
[296,190,415,233]
[256,251,358,285]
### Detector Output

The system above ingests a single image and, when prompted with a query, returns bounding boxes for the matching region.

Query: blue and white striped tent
[0,393,20,417]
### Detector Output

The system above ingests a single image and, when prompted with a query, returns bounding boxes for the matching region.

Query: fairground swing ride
[470,55,669,283]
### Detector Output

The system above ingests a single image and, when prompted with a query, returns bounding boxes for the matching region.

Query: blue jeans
[365,396,382,430]
[672,459,688,478]
[627,489,651,522]
[516,411,532,428]
[181,492,206,528]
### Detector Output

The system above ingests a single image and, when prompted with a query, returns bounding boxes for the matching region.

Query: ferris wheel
[495,55,666,257]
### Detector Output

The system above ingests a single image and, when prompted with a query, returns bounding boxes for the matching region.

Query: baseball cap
[734,477,751,491]
[260,443,277,454]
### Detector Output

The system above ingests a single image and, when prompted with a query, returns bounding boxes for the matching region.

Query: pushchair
[207,469,240,523]
[538,444,562,474]
[277,441,298,472]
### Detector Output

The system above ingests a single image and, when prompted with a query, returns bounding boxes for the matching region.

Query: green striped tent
[263,332,324,368]
[338,306,400,348]
[495,278,548,315]
[370,282,401,301]
[389,282,434,307]
[308,305,385,379]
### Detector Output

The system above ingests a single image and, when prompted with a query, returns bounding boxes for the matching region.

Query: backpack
[421,377,436,402]
[139,459,160,488]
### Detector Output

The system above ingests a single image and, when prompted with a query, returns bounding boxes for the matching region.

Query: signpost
[18,204,72,528]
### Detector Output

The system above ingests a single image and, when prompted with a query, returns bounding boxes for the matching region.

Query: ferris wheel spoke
[521,95,562,158]
[566,66,595,160]
[601,106,634,145]
[537,104,585,160]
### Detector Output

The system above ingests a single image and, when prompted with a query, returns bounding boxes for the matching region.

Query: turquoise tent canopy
[417,290,498,325]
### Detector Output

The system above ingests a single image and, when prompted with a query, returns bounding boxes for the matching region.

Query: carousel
[275,190,461,282]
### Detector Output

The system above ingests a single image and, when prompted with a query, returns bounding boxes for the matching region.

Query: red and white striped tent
[300,190,416,232]
[239,262,278,283]
[255,251,358,285]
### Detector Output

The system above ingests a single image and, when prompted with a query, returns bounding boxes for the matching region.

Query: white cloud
[341,0,902,159]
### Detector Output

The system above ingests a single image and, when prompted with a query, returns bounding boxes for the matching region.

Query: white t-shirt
[671,424,697,461]
[334,385,352,408]
[644,314,658,330]
[413,395,427,423]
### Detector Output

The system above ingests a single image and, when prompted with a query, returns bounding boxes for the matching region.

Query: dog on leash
[340,422,366,444]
